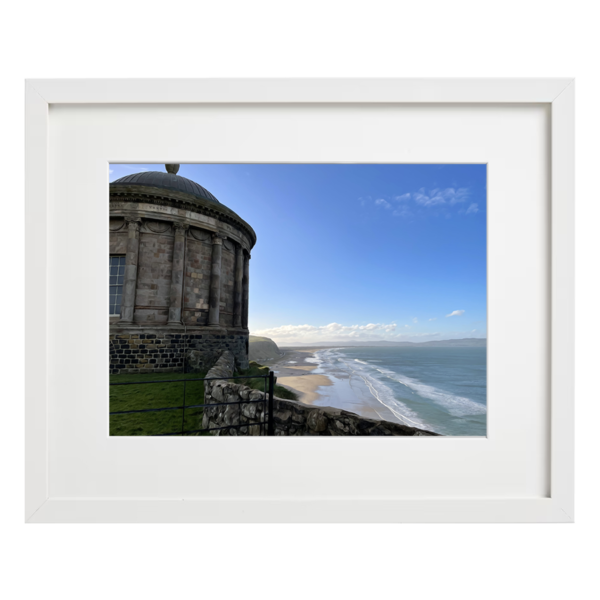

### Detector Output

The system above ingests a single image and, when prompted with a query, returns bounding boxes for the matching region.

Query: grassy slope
[109,372,207,436]
[109,361,297,436]
[236,361,298,400]
[248,335,283,362]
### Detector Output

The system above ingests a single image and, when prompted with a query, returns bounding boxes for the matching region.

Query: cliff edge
[248,335,283,363]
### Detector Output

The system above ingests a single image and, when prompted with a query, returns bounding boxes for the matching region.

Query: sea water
[307,346,487,436]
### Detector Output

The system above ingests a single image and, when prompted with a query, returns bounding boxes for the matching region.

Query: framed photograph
[25,78,574,522]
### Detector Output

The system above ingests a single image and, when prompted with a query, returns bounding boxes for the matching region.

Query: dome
[110,165,256,248]
[110,169,221,205]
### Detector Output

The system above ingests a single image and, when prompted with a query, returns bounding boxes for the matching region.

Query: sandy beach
[258,347,332,403]
[259,347,403,424]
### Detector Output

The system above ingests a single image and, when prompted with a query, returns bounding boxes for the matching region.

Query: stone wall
[202,351,439,436]
[134,228,174,325]
[109,328,249,374]
[109,218,247,329]
[183,232,213,326]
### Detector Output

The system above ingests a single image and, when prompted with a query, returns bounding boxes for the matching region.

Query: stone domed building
[109,165,256,374]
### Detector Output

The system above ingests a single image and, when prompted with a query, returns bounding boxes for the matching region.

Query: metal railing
[110,371,275,436]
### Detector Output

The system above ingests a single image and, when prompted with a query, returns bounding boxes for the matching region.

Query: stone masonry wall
[134,230,174,325]
[183,236,213,326]
[202,351,439,436]
[109,328,249,375]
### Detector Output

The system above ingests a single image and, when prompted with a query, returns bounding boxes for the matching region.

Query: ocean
[306,346,487,436]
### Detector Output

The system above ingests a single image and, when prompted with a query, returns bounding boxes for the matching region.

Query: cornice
[109,185,256,248]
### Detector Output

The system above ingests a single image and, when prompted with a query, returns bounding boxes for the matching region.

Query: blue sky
[110,164,487,345]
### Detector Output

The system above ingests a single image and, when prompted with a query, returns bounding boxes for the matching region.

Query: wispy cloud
[375,198,392,209]
[429,317,437,321]
[446,310,465,317]
[412,317,418,324]
[362,187,471,218]
[253,322,398,344]
[414,187,470,207]
[394,193,411,202]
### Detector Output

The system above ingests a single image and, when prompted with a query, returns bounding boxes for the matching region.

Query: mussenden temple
[109,164,256,374]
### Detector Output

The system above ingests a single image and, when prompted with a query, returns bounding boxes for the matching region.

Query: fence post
[267,371,275,435]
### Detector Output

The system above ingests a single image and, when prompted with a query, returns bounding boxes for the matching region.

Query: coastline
[259,346,404,425]
[258,347,333,403]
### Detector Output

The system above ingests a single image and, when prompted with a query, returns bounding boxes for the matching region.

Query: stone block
[307,410,328,433]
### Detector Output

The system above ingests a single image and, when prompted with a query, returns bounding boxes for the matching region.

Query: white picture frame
[25,78,574,523]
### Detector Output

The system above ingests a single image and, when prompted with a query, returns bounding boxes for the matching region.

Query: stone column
[233,243,244,327]
[208,233,224,327]
[118,218,142,324]
[168,222,188,325]
[242,251,250,329]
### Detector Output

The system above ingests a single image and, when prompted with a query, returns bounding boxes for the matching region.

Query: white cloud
[394,193,411,202]
[375,198,392,209]
[465,203,479,214]
[413,187,470,207]
[414,192,443,207]
[252,322,398,344]
[365,187,471,217]
[252,323,487,346]
[429,317,437,321]
[109,169,114,174]
[446,310,466,317]
[412,317,418,324]
[448,188,470,204]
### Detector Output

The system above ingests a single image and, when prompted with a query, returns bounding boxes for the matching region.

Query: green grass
[236,361,298,401]
[110,371,207,436]
[109,361,296,436]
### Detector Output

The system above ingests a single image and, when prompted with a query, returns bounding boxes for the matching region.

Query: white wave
[304,357,321,364]
[354,359,368,364]
[376,368,485,417]
[331,356,430,430]
[287,361,297,364]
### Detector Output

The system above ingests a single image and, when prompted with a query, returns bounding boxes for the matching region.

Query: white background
[49,102,549,501]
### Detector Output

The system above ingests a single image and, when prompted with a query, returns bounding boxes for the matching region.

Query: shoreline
[258,347,333,403]
[258,346,405,425]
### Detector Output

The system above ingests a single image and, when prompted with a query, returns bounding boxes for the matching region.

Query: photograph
[24,79,574,527]
[109,163,487,436]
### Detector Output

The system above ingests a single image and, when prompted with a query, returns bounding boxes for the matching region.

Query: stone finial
[165,164,180,175]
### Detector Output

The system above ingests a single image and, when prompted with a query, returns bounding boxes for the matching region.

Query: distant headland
[276,337,487,348]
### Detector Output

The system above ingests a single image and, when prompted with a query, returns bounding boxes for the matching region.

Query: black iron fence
[110,371,275,436]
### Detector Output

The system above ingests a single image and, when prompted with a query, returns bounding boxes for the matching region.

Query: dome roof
[110,165,257,248]
[110,169,221,205]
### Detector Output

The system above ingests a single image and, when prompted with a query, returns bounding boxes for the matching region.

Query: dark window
[109,256,126,316]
